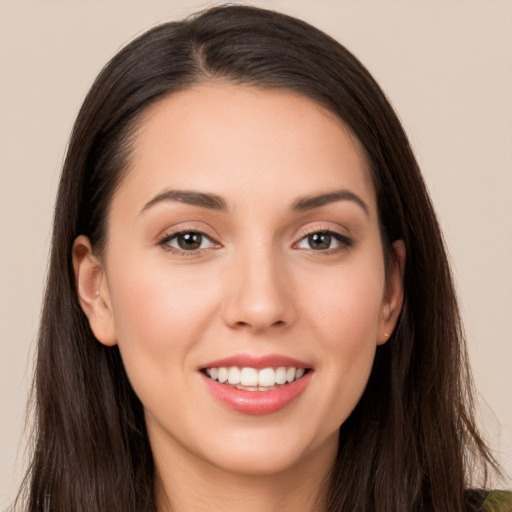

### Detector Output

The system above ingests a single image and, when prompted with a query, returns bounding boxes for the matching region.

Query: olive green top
[484,490,512,512]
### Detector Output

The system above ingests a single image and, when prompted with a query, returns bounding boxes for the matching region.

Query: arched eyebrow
[291,189,369,216]
[140,187,368,216]
[140,189,227,214]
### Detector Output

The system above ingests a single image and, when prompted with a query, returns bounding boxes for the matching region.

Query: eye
[295,231,351,251]
[159,231,216,252]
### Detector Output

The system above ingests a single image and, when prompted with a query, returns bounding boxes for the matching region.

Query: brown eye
[176,232,203,250]
[295,230,352,252]
[308,232,332,250]
[161,231,215,252]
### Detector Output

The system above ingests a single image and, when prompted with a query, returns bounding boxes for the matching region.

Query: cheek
[106,256,220,383]
[301,259,385,345]
[299,261,384,423]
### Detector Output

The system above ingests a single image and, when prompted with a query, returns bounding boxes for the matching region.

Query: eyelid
[156,224,222,255]
[295,223,350,241]
[293,224,353,252]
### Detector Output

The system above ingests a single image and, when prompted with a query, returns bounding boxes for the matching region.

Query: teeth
[258,368,275,387]
[228,367,241,385]
[204,366,307,389]
[275,367,287,385]
[240,367,258,386]
[217,367,228,383]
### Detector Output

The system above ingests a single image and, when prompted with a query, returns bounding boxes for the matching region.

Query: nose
[222,246,297,332]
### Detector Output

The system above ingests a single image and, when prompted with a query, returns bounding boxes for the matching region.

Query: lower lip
[201,372,312,415]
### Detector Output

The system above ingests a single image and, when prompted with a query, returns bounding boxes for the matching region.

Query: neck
[152,434,337,512]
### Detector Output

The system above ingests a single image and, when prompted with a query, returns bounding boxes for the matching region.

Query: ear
[72,235,117,346]
[378,239,406,345]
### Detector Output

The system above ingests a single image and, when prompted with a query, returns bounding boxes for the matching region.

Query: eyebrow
[140,187,369,216]
[291,189,369,215]
[141,189,227,214]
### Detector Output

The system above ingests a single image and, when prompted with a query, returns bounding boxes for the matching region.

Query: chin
[195,423,339,478]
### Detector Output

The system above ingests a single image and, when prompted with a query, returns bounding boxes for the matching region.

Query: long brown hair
[16,5,497,511]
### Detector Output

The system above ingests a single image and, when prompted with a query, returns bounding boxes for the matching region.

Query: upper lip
[199,354,311,370]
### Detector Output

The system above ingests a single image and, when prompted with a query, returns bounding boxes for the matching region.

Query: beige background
[1,0,511,506]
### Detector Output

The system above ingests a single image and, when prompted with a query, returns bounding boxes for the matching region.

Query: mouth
[199,355,313,415]
[201,366,309,391]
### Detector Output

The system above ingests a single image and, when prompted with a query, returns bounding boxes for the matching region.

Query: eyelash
[157,228,219,256]
[294,228,353,254]
[157,227,353,255]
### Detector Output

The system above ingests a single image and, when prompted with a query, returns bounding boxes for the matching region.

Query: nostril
[222,281,297,331]
[231,319,286,330]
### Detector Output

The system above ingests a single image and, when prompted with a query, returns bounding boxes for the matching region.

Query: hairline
[97,77,389,260]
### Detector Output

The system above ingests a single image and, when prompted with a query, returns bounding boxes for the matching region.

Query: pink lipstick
[199,354,312,415]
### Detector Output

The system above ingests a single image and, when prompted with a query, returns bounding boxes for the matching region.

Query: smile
[200,355,313,415]
[203,366,307,391]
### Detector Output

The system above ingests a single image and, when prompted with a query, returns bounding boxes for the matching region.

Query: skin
[73,83,404,512]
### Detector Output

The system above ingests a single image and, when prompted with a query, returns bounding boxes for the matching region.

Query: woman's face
[76,83,403,477]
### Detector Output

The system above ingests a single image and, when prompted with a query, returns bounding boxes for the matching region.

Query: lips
[199,354,313,415]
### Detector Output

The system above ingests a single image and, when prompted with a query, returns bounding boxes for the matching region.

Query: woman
[14,5,509,512]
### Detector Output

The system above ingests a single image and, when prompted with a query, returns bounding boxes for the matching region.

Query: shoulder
[482,490,512,512]
[464,489,512,512]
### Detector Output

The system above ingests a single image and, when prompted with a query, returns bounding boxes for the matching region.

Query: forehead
[115,83,376,215]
